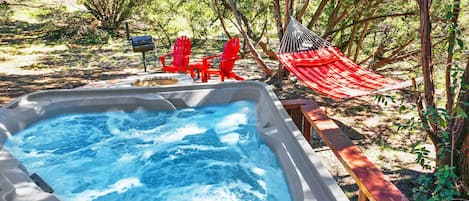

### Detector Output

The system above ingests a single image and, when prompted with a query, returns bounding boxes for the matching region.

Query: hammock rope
[276,17,411,99]
[279,17,332,53]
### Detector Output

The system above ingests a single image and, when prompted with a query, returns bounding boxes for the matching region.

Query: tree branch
[228,0,273,76]
[446,0,461,117]
[307,0,329,29]
[295,0,310,21]
[324,12,417,36]
[214,0,231,38]
[368,39,415,70]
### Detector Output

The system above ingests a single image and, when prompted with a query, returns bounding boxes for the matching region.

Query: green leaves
[445,4,453,20]
[396,117,420,132]
[432,165,460,200]
[413,165,460,201]
[413,146,432,170]
[374,94,395,106]
[456,38,464,49]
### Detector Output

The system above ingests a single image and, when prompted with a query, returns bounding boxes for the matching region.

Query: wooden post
[303,118,311,142]
[291,109,302,131]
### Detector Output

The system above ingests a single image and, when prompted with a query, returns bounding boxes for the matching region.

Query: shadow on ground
[0,69,133,105]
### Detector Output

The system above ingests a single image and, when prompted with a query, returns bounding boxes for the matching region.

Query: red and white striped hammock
[276,17,411,99]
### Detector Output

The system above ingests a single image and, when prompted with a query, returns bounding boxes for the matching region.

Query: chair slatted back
[172,36,192,71]
[220,37,240,76]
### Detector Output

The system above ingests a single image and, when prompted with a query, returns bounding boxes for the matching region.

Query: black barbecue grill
[131,36,155,52]
[130,35,155,72]
[126,22,155,72]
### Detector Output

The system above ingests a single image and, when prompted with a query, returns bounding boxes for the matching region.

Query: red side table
[189,61,208,82]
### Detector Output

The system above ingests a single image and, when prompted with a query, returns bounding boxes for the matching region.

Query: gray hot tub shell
[0,81,348,201]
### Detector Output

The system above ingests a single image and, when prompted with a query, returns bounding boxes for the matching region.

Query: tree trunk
[228,0,273,76]
[353,21,369,62]
[456,54,469,186]
[417,0,442,166]
[283,0,294,33]
[346,15,362,57]
[273,0,283,40]
[447,0,461,175]
[353,0,382,62]
[83,0,142,30]
[272,0,285,84]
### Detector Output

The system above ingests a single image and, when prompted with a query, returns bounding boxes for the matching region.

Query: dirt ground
[0,1,433,200]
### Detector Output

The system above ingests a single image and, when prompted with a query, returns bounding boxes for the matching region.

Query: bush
[36,6,111,45]
[79,0,147,30]
[0,1,13,24]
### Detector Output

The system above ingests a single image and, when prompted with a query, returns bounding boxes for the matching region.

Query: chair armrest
[159,52,174,67]
[221,55,241,62]
[183,54,192,61]
[202,54,222,67]
[183,54,192,66]
[202,54,222,60]
[159,52,174,59]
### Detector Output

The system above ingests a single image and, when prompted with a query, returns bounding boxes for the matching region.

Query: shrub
[79,0,147,30]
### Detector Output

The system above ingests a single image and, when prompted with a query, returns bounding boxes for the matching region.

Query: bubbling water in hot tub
[4,101,292,201]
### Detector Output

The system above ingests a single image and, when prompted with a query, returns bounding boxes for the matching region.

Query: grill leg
[125,22,130,41]
[142,51,147,72]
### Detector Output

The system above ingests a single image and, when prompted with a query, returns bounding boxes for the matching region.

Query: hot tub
[0,81,348,201]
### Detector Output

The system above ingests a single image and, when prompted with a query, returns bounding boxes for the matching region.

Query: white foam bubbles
[157,124,206,143]
[257,180,267,191]
[252,167,266,176]
[167,185,236,201]
[109,127,122,135]
[142,150,154,160]
[206,160,233,168]
[220,133,240,144]
[69,177,143,201]
[157,183,253,201]
[174,144,226,152]
[215,113,247,134]
[117,153,137,163]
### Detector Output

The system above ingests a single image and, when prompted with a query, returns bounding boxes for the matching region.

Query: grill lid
[131,35,155,52]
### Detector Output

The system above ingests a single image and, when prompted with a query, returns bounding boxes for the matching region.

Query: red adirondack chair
[190,37,244,82]
[160,36,191,73]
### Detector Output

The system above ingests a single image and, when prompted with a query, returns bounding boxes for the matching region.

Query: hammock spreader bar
[277,17,410,99]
